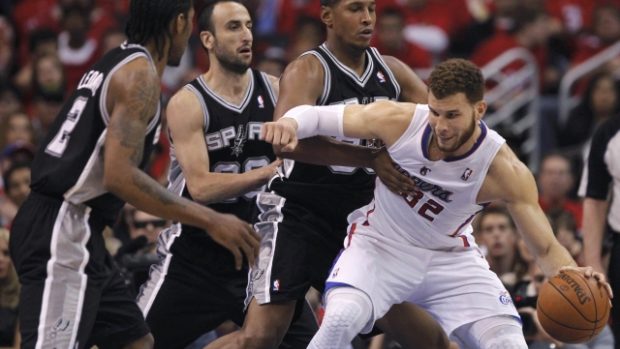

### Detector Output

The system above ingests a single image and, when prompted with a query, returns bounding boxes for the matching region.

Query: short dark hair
[125,0,193,60]
[198,0,243,33]
[428,58,484,104]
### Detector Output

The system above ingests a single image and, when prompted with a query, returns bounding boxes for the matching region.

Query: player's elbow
[102,159,132,195]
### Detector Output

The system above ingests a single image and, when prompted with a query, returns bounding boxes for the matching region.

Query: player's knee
[322,287,373,331]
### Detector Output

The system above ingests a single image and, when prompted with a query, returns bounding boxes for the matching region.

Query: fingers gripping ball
[536,270,610,343]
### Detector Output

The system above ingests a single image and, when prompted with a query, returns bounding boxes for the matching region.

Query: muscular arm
[480,145,576,276]
[167,88,278,204]
[273,55,380,168]
[264,101,415,152]
[382,55,427,103]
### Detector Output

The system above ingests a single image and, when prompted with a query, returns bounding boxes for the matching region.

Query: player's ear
[200,30,215,51]
[475,101,487,120]
[321,6,334,28]
[174,11,190,35]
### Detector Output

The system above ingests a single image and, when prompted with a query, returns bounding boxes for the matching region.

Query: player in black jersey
[207,1,453,349]
[9,1,260,349]
[136,2,316,348]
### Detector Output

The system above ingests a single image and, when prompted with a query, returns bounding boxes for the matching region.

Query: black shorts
[248,191,345,305]
[10,192,149,349]
[137,224,317,349]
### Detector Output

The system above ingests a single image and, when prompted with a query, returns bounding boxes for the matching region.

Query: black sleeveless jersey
[273,44,401,224]
[167,69,277,222]
[30,43,162,224]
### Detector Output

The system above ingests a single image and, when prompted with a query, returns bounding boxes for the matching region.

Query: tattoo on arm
[110,69,159,165]
[131,171,178,205]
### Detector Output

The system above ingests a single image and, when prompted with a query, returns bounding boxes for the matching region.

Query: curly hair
[428,58,484,104]
[0,228,20,309]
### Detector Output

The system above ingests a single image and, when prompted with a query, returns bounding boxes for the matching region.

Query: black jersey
[274,44,401,222]
[30,43,161,224]
[167,69,277,222]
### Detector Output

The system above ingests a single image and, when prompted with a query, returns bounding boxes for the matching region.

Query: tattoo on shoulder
[110,68,160,164]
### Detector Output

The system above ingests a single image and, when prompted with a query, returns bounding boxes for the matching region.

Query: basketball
[536,270,610,343]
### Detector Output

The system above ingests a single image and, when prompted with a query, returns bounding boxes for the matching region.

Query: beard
[435,112,477,153]
[214,47,251,75]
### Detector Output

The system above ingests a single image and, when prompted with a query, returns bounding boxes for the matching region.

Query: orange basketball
[536,269,610,343]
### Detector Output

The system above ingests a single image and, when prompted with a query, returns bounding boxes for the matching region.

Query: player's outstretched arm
[102,58,259,270]
[482,145,612,297]
[262,101,415,151]
[167,88,281,204]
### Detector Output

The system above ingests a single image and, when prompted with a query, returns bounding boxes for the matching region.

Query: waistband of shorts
[28,190,65,204]
[28,191,109,224]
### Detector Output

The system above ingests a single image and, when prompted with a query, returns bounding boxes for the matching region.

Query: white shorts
[325,223,520,336]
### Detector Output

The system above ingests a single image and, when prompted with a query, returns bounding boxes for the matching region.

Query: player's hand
[205,213,261,270]
[261,119,299,152]
[370,148,416,196]
[256,158,283,183]
[560,266,614,301]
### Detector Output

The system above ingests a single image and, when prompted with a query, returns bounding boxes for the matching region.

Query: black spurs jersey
[167,69,277,222]
[30,43,161,224]
[276,43,401,222]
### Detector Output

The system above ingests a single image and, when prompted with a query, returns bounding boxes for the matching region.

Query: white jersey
[354,104,505,251]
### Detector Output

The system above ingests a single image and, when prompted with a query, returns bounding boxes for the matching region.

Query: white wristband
[281,104,345,139]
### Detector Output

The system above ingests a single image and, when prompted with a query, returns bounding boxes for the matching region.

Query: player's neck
[143,42,169,77]
[428,124,483,161]
[202,66,251,104]
[324,40,367,75]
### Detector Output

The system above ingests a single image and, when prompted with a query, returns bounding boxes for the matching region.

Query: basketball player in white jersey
[261,58,613,349]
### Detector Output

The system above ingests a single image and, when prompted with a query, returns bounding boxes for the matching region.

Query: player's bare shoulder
[279,54,325,95]
[166,83,205,131]
[107,57,160,120]
[264,73,280,96]
[479,144,537,204]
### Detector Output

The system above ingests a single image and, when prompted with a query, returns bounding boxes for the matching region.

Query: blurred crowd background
[0,0,619,348]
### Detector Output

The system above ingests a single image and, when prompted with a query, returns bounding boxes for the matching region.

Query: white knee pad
[453,316,527,349]
[308,287,373,349]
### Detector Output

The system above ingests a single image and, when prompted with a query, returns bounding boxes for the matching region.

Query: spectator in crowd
[471,7,555,91]
[571,4,620,67]
[0,82,21,122]
[0,17,15,80]
[13,29,58,94]
[116,208,169,293]
[3,161,31,209]
[558,71,620,149]
[0,111,36,150]
[551,210,584,265]
[475,206,528,292]
[57,2,98,91]
[371,7,432,74]
[401,0,473,57]
[31,53,65,104]
[537,152,583,228]
[0,228,19,348]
